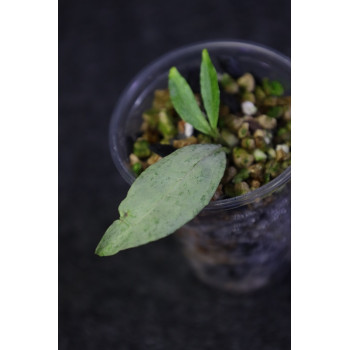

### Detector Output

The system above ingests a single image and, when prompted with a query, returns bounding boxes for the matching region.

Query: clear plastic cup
[109,40,291,293]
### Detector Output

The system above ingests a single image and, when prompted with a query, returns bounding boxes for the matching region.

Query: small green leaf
[95,144,226,256]
[200,49,220,130]
[168,67,215,137]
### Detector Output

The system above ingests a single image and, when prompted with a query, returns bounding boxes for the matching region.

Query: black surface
[59,1,291,349]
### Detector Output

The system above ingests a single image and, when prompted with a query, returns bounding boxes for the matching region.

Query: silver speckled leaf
[95,144,226,256]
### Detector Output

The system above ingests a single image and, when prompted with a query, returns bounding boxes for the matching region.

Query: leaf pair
[168,49,220,138]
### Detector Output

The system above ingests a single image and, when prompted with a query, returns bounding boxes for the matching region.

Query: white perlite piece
[184,122,194,137]
[264,136,272,145]
[241,101,257,115]
[276,144,289,153]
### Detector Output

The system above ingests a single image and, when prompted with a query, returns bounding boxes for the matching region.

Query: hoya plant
[95,49,227,256]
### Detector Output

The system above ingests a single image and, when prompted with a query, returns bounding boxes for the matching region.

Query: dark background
[59,0,291,349]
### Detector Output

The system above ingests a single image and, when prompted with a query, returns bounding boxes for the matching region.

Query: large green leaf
[168,67,215,137]
[95,144,226,256]
[200,49,220,130]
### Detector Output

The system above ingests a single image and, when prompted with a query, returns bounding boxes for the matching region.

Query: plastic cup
[109,40,291,293]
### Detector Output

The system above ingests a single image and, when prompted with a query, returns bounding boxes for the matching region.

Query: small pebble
[177,120,185,134]
[234,182,251,196]
[241,137,255,150]
[221,166,238,184]
[248,163,264,182]
[254,129,266,138]
[256,114,277,129]
[238,122,250,138]
[250,180,261,189]
[242,92,256,103]
[254,136,267,150]
[284,108,291,121]
[233,147,254,168]
[237,73,255,92]
[129,153,140,165]
[173,136,198,148]
[276,149,288,162]
[212,184,223,201]
[146,153,162,165]
[221,129,239,147]
[267,148,277,158]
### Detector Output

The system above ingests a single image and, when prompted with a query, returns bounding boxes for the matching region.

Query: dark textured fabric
[59,1,291,349]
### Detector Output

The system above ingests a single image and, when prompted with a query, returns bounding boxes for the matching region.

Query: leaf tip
[94,243,105,257]
[95,236,115,257]
[202,48,209,59]
[169,66,178,78]
[95,244,118,257]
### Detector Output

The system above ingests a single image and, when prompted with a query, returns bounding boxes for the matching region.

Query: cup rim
[109,40,291,211]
